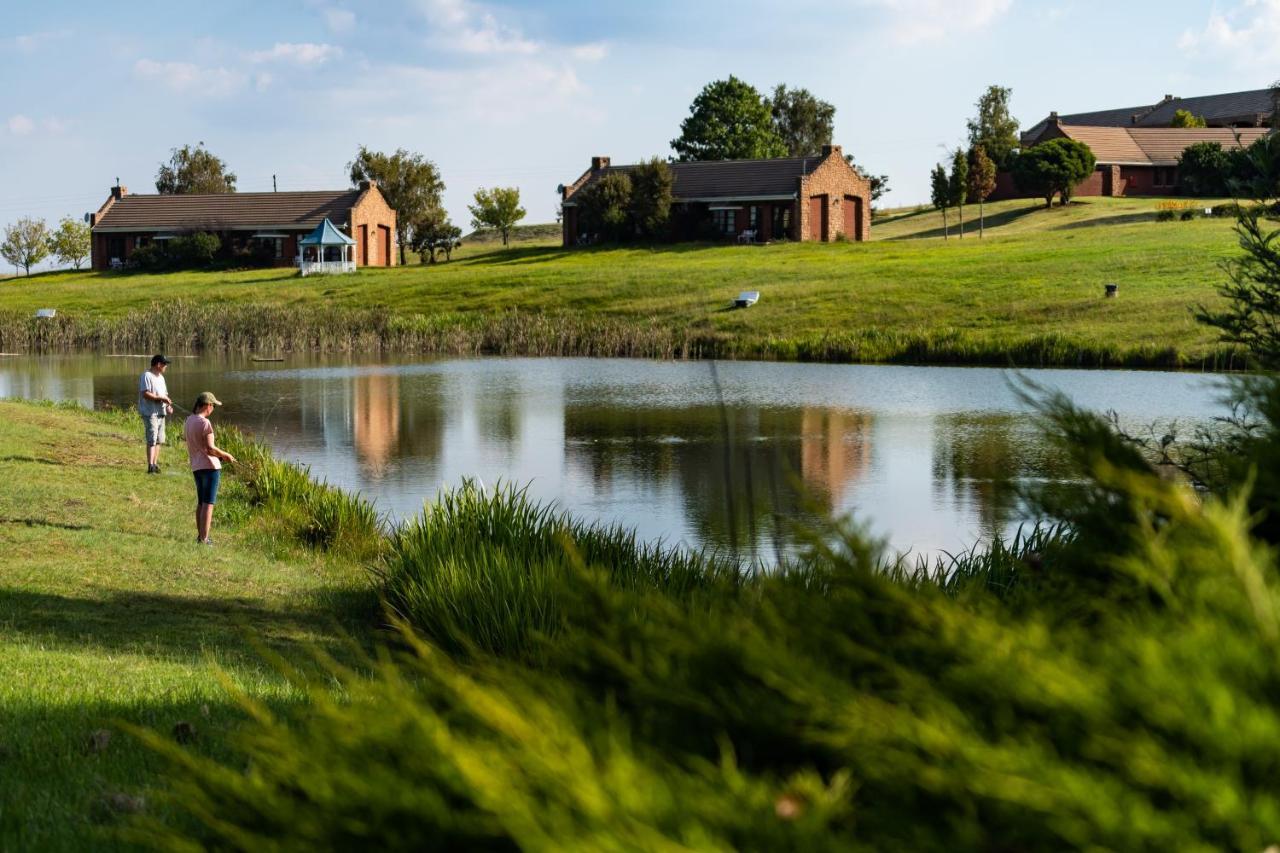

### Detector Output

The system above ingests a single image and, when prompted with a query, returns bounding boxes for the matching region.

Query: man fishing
[138,354,173,474]
[184,392,236,546]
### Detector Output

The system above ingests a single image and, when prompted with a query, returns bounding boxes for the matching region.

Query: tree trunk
[502,228,509,247]
[398,230,407,265]
[1044,194,1053,209]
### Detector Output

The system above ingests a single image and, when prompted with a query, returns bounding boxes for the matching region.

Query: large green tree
[966,85,1021,169]
[1012,138,1096,208]
[49,216,91,270]
[349,146,445,264]
[671,77,786,162]
[966,145,997,238]
[468,187,526,247]
[1,217,50,276]
[155,143,237,194]
[767,85,835,157]
[627,158,675,239]
[577,172,633,242]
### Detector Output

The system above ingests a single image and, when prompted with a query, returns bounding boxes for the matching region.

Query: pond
[0,354,1228,561]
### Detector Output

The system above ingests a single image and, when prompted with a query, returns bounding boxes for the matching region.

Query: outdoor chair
[737,229,756,244]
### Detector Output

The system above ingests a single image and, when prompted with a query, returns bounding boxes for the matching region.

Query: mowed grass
[0,196,1251,367]
[0,401,371,851]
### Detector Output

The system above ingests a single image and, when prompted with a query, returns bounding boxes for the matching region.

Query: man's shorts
[193,468,221,505]
[142,414,166,447]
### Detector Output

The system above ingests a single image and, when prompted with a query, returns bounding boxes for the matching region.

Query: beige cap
[194,391,223,408]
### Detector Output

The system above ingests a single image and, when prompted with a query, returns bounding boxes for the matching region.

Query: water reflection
[0,354,1225,558]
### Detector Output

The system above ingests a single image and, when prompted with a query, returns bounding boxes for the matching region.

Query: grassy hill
[0,197,1253,368]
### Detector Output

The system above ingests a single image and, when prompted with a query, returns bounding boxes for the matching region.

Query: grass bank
[0,197,1253,369]
[0,400,379,851]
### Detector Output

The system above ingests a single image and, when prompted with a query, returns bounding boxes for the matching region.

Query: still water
[0,354,1227,560]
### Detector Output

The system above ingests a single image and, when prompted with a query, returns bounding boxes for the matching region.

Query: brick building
[89,181,397,271]
[1020,88,1277,142]
[988,122,1272,201]
[559,145,871,246]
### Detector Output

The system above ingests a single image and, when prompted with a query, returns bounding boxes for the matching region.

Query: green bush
[168,232,220,267]
[1180,209,1196,221]
[1156,209,1176,222]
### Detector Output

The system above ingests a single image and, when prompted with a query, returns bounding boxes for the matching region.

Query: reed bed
[0,301,1248,369]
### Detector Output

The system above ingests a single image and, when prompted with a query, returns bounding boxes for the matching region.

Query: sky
[1,0,1278,267]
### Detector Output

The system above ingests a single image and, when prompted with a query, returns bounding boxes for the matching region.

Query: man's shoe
[147,464,158,474]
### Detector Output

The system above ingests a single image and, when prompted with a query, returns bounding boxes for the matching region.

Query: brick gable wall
[798,147,872,242]
[350,183,398,267]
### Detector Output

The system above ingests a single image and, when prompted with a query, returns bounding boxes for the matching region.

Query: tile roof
[567,157,827,202]
[1026,88,1275,139]
[93,190,363,231]
[1055,125,1272,165]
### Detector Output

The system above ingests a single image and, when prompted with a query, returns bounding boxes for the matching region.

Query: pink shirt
[184,414,222,471]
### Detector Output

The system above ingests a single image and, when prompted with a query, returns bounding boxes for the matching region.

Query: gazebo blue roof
[298,217,355,246]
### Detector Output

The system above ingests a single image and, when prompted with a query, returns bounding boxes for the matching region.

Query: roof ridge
[118,189,356,199]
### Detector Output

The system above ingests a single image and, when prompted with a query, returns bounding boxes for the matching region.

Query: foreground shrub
[379,481,742,657]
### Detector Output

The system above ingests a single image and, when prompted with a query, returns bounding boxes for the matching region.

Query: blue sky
[1,0,1277,259]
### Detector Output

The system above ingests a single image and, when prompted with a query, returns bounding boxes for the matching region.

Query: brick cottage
[560,145,871,246]
[990,87,1277,201]
[88,181,397,271]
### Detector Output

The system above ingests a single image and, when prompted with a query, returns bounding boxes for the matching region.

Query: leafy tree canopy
[155,143,237,194]
[349,146,445,264]
[577,172,633,242]
[671,76,786,162]
[1012,138,1096,208]
[966,85,1021,169]
[1170,109,1208,128]
[1178,141,1230,196]
[1,217,51,276]
[767,85,835,157]
[49,217,91,270]
[967,144,997,203]
[627,158,675,239]
[468,187,526,247]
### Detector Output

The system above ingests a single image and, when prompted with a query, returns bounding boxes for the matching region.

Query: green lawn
[0,196,1252,367]
[0,401,371,851]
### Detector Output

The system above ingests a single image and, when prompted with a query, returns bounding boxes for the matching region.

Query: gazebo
[298,218,356,275]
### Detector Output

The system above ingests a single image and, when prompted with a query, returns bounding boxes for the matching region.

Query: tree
[967,145,997,238]
[846,157,890,208]
[349,146,445,265]
[930,164,951,240]
[966,85,1021,169]
[1178,142,1231,196]
[1,217,51,276]
[468,187,526,247]
[1012,138,1096,208]
[628,158,675,239]
[1197,136,1280,366]
[671,76,787,162]
[411,211,463,263]
[768,85,835,157]
[155,143,237,194]
[577,172,633,242]
[1170,109,1207,128]
[949,150,969,238]
[49,216,91,270]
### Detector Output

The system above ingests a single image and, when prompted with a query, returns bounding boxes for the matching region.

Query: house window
[711,208,737,235]
[749,206,759,230]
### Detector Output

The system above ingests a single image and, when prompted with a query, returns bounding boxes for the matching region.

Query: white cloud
[249,42,342,66]
[866,0,1013,44]
[1179,0,1280,70]
[417,0,541,54]
[133,59,248,97]
[6,115,34,135]
[569,42,608,61]
[6,30,70,53]
[324,7,357,33]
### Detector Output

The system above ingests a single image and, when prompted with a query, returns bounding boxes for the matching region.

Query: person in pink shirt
[184,391,236,546]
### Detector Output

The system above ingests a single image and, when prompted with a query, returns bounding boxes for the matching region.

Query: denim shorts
[193,468,221,505]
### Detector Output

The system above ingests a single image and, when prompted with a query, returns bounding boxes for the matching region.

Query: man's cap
[194,391,223,408]
[150,354,170,366]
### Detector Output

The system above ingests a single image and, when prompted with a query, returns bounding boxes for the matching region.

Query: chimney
[821,144,842,158]
[590,156,610,171]
[1163,94,1176,102]
[111,184,128,200]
